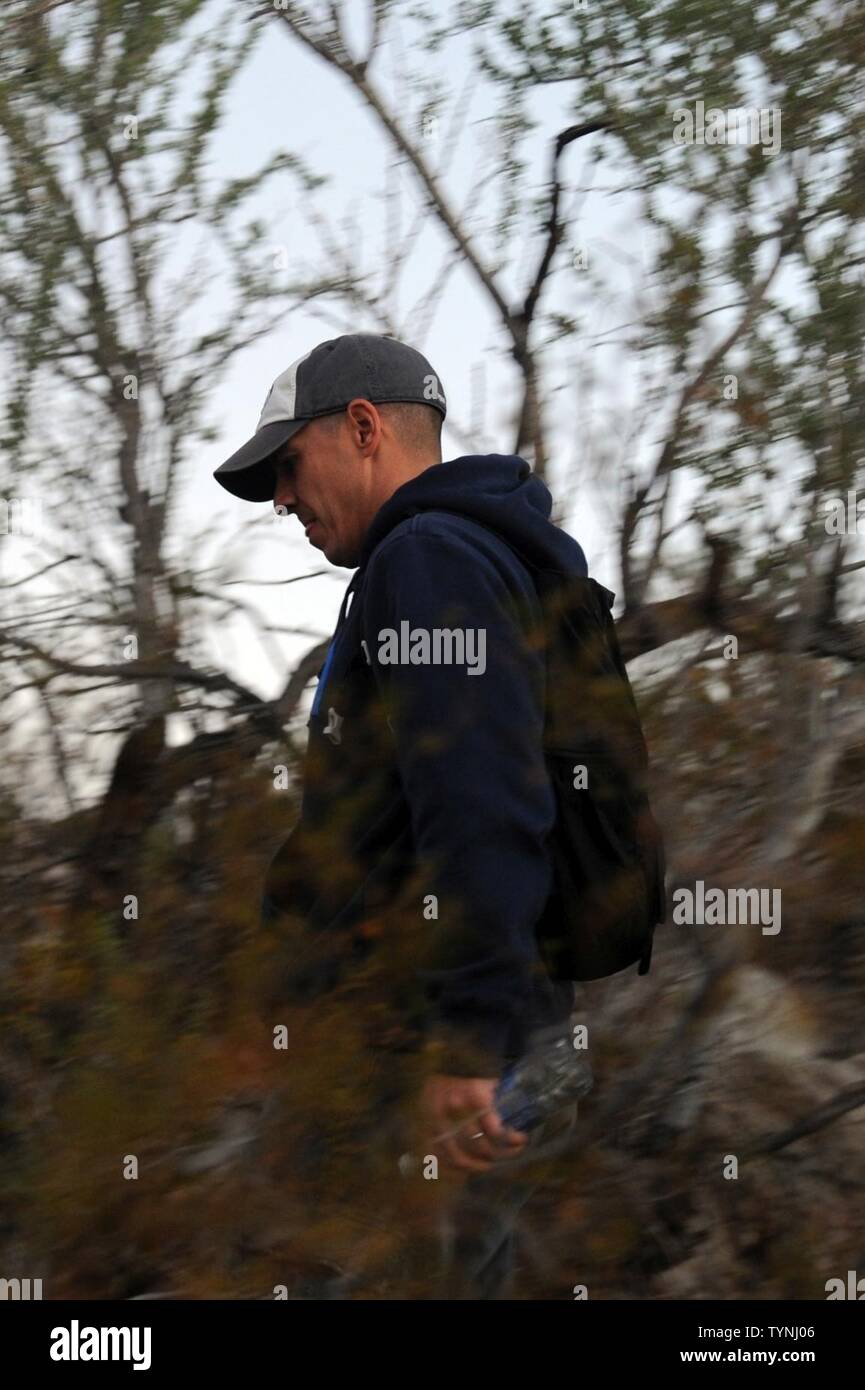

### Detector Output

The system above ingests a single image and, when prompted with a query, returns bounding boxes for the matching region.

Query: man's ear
[347,399,381,453]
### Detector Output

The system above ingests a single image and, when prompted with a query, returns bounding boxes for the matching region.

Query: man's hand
[418,1074,529,1174]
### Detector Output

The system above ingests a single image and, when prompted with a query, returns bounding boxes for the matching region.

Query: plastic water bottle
[397,1024,594,1175]
[494,1024,594,1133]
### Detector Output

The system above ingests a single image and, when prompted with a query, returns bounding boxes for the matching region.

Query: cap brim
[213,419,307,502]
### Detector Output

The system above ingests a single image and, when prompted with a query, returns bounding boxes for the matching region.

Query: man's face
[271,415,367,567]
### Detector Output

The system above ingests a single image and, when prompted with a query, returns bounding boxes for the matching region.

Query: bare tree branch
[741,1081,865,1160]
[521,121,609,330]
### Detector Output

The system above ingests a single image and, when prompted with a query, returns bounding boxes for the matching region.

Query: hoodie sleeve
[360,521,556,1078]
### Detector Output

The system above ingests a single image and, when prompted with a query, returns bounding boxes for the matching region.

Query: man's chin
[321,541,359,568]
[305,524,328,556]
[315,537,337,564]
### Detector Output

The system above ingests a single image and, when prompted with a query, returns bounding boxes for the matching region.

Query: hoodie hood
[359,454,588,577]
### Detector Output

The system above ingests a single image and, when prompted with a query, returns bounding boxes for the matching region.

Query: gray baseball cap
[212,332,447,502]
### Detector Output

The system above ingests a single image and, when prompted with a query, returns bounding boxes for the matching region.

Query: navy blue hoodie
[262,454,589,1076]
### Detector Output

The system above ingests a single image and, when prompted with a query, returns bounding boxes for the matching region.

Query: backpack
[427,511,667,983]
[527,563,667,982]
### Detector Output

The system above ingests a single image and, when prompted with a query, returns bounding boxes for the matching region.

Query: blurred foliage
[0,0,864,1299]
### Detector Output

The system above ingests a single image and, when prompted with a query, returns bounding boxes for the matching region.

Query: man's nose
[273,464,297,510]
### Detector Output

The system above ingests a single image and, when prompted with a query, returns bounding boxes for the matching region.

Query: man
[213,333,589,1298]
